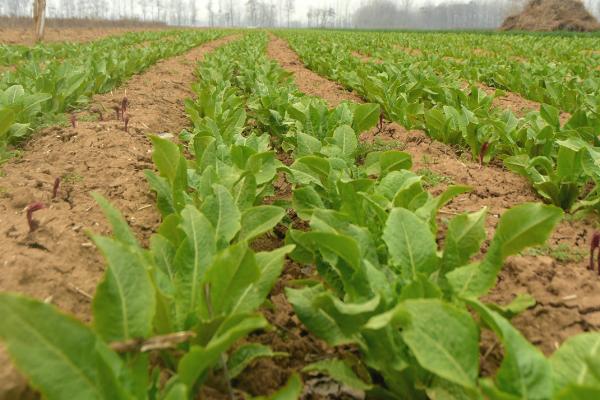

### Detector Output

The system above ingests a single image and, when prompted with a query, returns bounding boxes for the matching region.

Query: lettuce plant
[284,194,596,398]
[0,192,292,399]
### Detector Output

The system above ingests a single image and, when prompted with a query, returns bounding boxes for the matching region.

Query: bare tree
[207,0,215,26]
[284,0,294,27]
[246,0,258,25]
[33,0,46,42]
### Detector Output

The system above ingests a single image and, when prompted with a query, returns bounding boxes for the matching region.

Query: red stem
[52,177,60,199]
[479,142,490,166]
[27,202,45,232]
[590,232,600,273]
[121,97,128,115]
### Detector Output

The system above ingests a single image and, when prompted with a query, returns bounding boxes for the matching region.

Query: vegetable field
[0,29,600,400]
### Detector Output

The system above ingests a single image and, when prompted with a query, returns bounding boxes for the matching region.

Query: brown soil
[502,0,600,32]
[0,26,168,45]
[472,48,495,57]
[0,34,238,400]
[393,45,423,57]
[477,84,572,124]
[351,51,382,64]
[266,35,363,107]
[267,35,600,371]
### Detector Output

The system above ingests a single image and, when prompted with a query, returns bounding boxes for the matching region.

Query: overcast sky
[196,0,473,21]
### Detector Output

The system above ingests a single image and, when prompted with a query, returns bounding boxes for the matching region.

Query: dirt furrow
[267,36,363,107]
[266,34,600,361]
[0,34,238,400]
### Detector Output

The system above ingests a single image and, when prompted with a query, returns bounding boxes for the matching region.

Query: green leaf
[554,385,600,400]
[380,151,413,173]
[351,103,380,133]
[92,236,156,342]
[540,104,560,128]
[466,299,552,399]
[0,108,15,139]
[161,382,188,400]
[292,186,325,220]
[441,209,487,275]
[150,135,181,184]
[200,242,260,317]
[92,193,138,247]
[427,377,483,400]
[448,203,562,297]
[486,293,536,319]
[178,314,268,386]
[172,152,189,213]
[0,293,130,400]
[486,201,562,272]
[332,125,358,161]
[399,299,479,389]
[383,208,438,279]
[239,205,285,242]
[174,206,216,326]
[550,333,600,393]
[301,231,362,272]
[202,184,241,248]
[313,293,381,337]
[303,359,373,391]
[227,343,286,378]
[144,170,175,217]
[286,285,349,346]
[296,132,322,157]
[289,156,331,187]
[234,245,295,314]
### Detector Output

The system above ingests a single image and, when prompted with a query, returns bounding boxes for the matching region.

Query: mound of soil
[501,0,600,32]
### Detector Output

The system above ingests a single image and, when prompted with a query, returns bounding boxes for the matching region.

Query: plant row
[277,30,600,215]
[0,30,229,163]
[325,30,600,115]
[0,30,184,68]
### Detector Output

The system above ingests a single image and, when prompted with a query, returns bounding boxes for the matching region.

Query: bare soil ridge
[0,34,238,400]
[502,0,600,32]
[266,34,600,365]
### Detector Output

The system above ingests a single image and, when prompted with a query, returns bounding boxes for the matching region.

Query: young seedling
[26,202,45,232]
[124,114,130,133]
[590,232,600,275]
[121,96,128,115]
[52,177,60,199]
[479,142,490,166]
[70,113,77,128]
[378,113,384,132]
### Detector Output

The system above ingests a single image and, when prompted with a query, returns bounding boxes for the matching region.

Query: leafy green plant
[0,192,291,399]
[284,200,583,398]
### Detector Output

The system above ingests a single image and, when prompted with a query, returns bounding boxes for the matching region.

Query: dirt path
[267,36,363,107]
[267,35,600,362]
[0,34,238,400]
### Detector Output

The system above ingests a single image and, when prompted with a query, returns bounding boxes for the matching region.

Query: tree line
[1,0,600,29]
